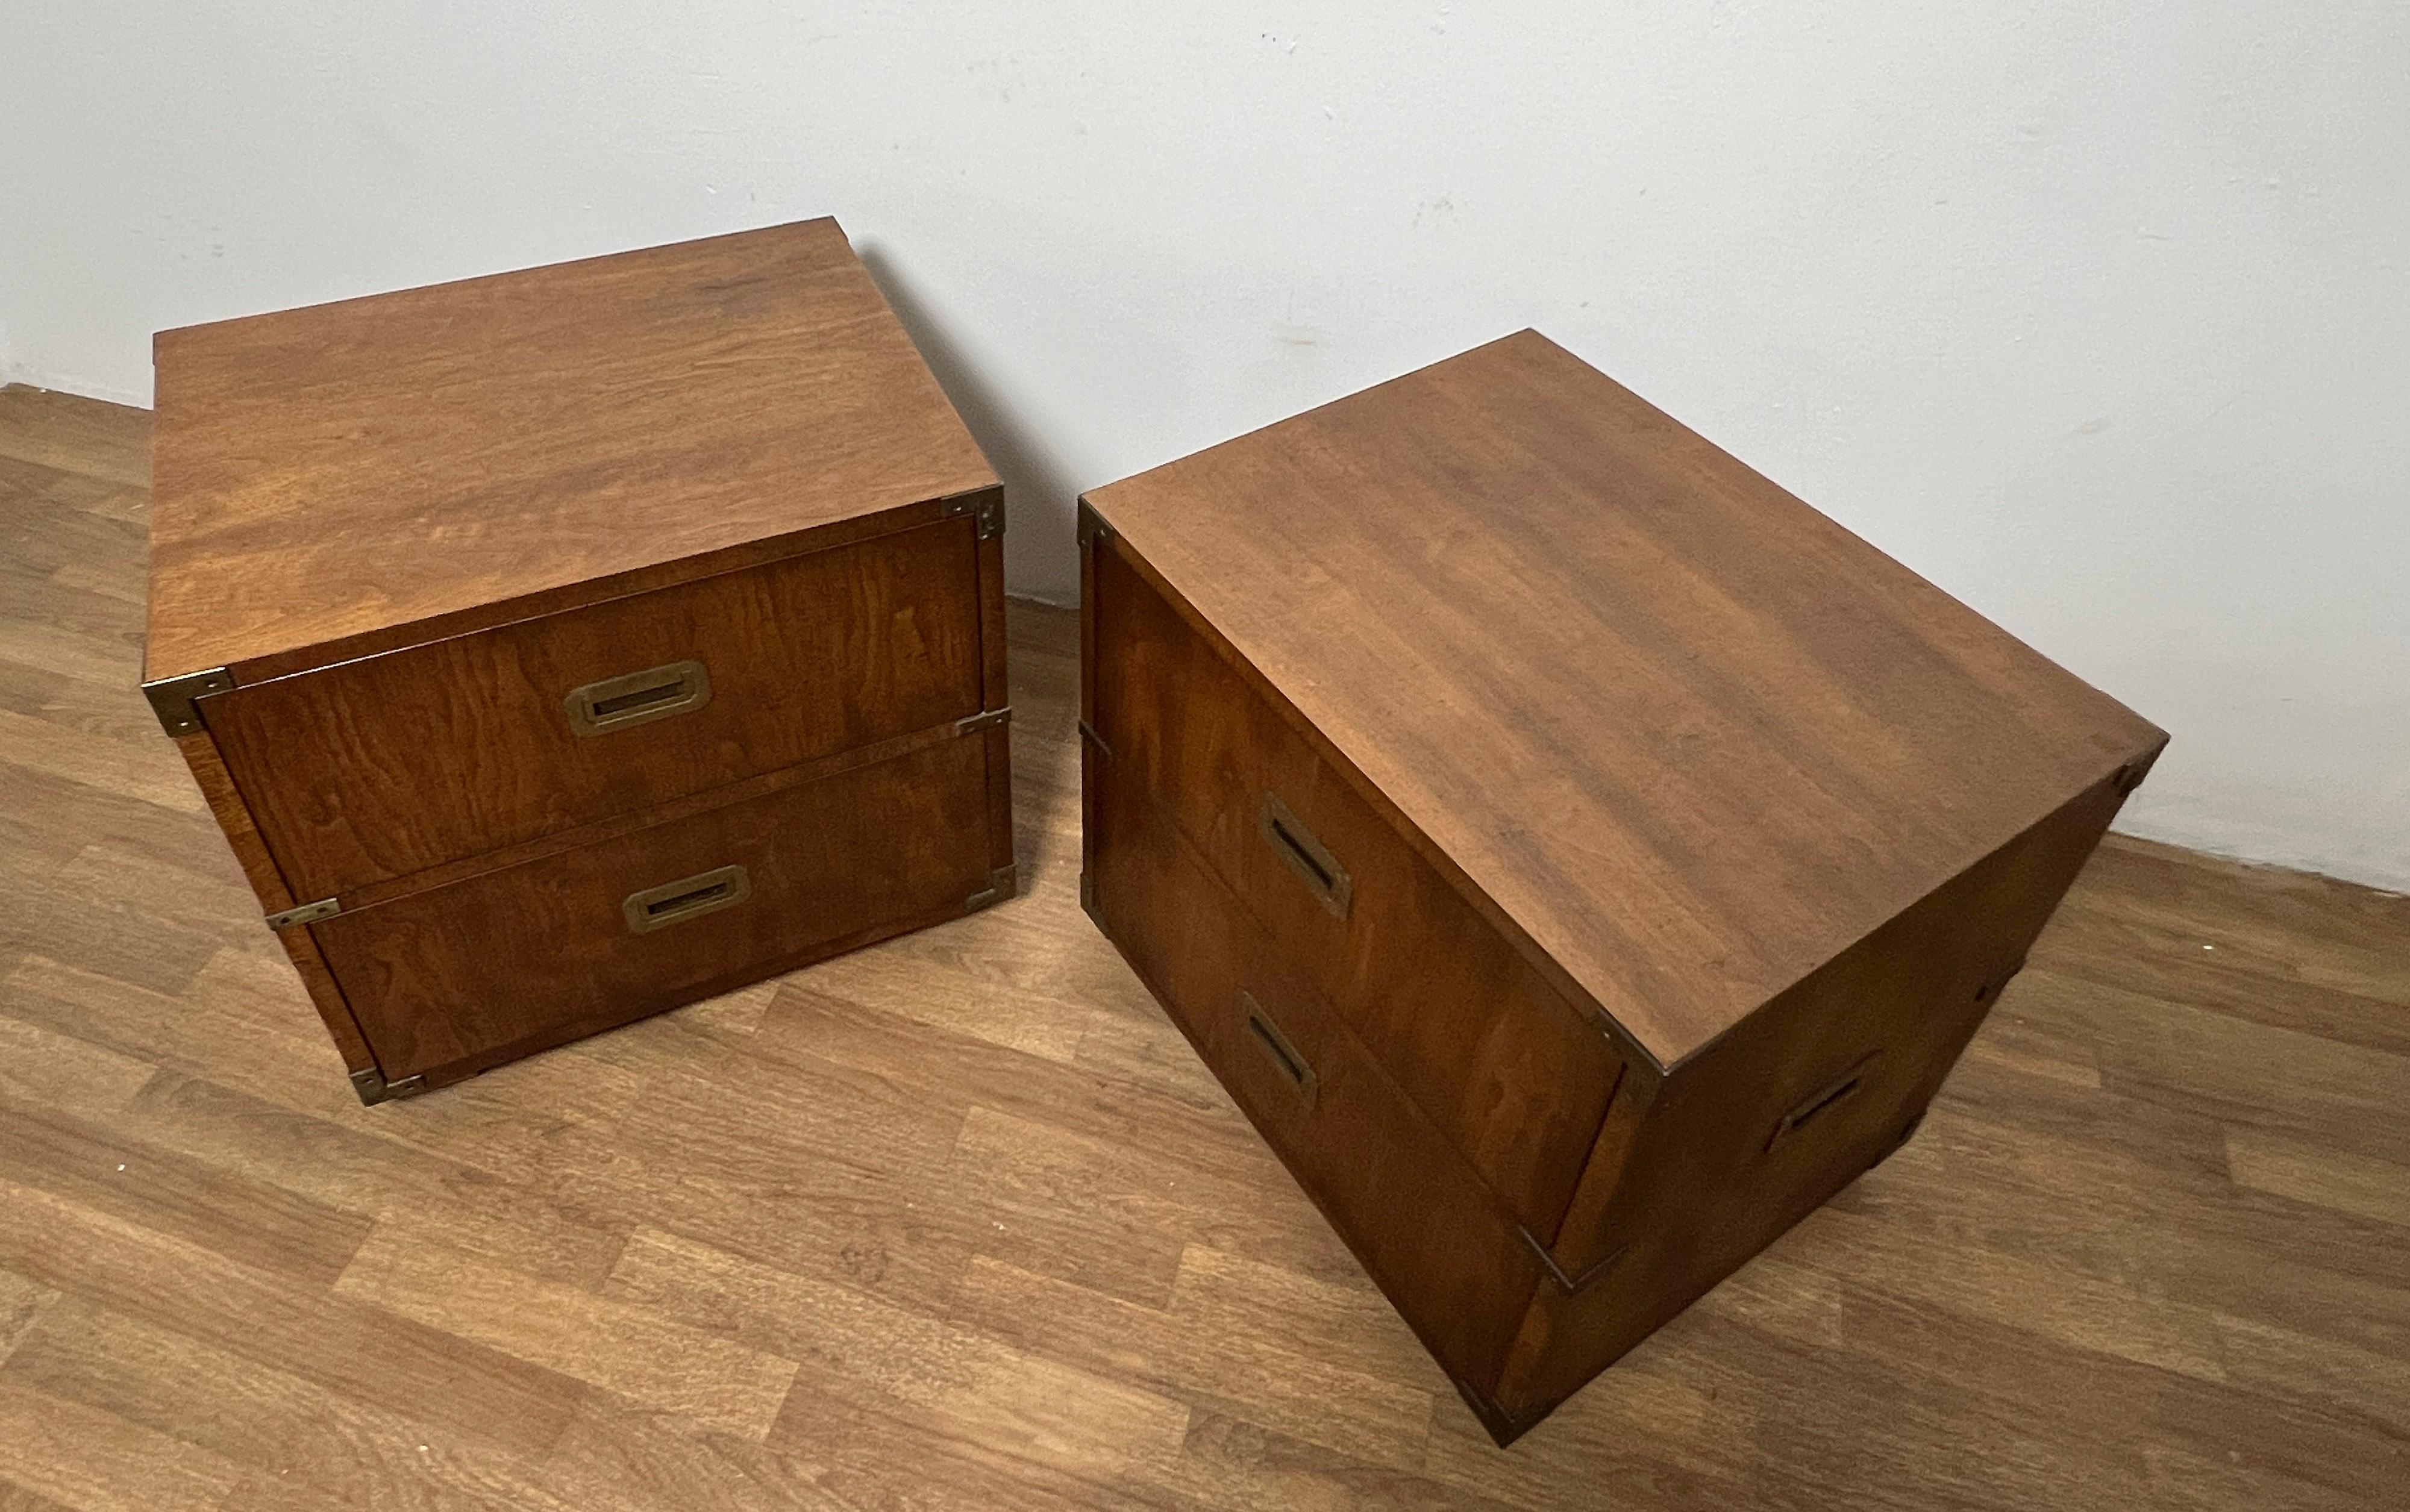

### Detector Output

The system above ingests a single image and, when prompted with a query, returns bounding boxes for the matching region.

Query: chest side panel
[1494,766,2144,1420]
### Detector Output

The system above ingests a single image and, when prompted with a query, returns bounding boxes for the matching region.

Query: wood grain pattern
[1088,537,1621,1241]
[311,733,995,1085]
[1495,769,2140,1423]
[203,514,985,899]
[145,217,995,681]
[1086,751,1548,1390]
[1084,330,2165,1067]
[6,384,2406,1507]
[143,225,1010,1099]
[1081,341,2172,1439]
[169,728,380,1075]
[167,730,295,913]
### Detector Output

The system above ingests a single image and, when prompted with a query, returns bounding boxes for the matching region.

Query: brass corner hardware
[265,897,340,931]
[944,490,1005,540]
[1076,499,1111,547]
[140,667,235,737]
[965,864,1019,913]
[954,705,1012,737]
[349,1067,427,1106]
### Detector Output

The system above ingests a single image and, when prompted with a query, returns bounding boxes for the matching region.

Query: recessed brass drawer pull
[1241,990,1318,1108]
[622,864,751,934]
[1767,1053,1879,1152]
[565,659,712,736]
[1259,791,1352,919]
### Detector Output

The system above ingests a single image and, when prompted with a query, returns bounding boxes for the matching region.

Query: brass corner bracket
[965,864,1019,913]
[349,1067,428,1106]
[140,667,234,737]
[944,489,1006,540]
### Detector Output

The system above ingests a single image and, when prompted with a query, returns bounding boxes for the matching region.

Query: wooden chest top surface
[146,217,994,681]
[1084,331,2162,1066]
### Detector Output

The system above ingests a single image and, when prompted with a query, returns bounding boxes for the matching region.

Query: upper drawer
[1088,542,1623,1245]
[204,516,986,900]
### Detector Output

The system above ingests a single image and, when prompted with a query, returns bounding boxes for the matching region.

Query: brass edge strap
[1518,1226,1628,1295]
[264,897,340,930]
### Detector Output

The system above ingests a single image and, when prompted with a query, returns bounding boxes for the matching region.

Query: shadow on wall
[858,245,1081,605]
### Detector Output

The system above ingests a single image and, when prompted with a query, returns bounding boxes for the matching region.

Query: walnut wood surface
[1088,536,1620,1242]
[167,729,295,914]
[312,734,994,1085]
[10,385,2408,1508]
[1500,770,2138,1423]
[1081,344,2174,1440]
[145,217,995,681]
[1084,331,2165,1067]
[204,515,985,901]
[1088,752,1548,1392]
[169,728,377,1076]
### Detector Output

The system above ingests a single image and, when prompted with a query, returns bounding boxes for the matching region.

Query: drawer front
[1089,541,1619,1243]
[208,516,986,900]
[311,734,993,1083]
[1087,760,1543,1393]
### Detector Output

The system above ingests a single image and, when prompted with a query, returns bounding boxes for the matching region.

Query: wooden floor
[1,383,2405,1512]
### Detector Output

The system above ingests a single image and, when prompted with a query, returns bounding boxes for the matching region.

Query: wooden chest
[1077,331,2164,1443]
[142,219,1014,1105]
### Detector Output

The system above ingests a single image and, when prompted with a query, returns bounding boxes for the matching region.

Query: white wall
[5,4,2405,891]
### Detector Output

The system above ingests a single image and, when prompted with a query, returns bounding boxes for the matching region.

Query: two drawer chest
[1078,331,2164,1442]
[143,219,1014,1104]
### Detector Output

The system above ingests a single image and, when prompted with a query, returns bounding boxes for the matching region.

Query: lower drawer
[1087,761,1544,1393]
[311,734,995,1084]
